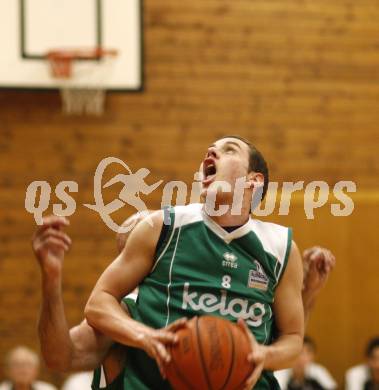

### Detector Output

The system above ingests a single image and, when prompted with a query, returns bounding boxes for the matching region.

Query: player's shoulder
[250,218,291,246]
[250,218,292,266]
[169,203,204,228]
[250,218,289,236]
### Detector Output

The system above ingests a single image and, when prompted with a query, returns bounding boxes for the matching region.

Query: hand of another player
[302,246,336,300]
[137,317,187,379]
[237,319,267,390]
[32,215,72,279]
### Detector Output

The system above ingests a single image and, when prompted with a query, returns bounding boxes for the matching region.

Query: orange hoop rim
[46,47,118,78]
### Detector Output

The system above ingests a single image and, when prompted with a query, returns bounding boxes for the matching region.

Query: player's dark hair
[218,135,269,200]
[303,335,316,352]
[366,337,379,357]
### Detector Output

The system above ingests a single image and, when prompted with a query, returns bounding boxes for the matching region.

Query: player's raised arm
[85,211,185,377]
[302,246,336,325]
[33,215,114,372]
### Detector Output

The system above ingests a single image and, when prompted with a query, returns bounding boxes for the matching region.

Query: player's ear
[247,172,264,190]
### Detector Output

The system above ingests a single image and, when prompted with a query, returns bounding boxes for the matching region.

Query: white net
[60,87,106,116]
[49,51,117,116]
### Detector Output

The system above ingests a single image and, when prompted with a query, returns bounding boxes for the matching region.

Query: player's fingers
[150,345,167,379]
[167,317,187,329]
[308,257,318,270]
[310,248,323,262]
[302,248,312,259]
[155,330,178,345]
[154,339,171,363]
[322,252,335,273]
[237,319,256,351]
[245,338,266,389]
[41,235,70,252]
[166,317,187,334]
[303,246,322,259]
[41,228,72,246]
[43,237,69,252]
[323,259,332,273]
[237,318,251,337]
[42,215,70,229]
[43,214,69,224]
[325,251,336,268]
[243,360,264,390]
[33,216,70,240]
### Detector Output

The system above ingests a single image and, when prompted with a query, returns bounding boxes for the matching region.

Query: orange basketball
[166,316,252,390]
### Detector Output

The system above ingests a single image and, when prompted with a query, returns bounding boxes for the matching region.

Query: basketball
[166,316,252,390]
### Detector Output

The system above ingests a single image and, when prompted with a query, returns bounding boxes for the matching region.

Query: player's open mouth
[202,158,217,185]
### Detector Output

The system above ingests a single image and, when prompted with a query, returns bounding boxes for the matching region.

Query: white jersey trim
[165,226,182,326]
[250,219,291,280]
[202,209,252,244]
[173,203,203,229]
[151,225,176,273]
[173,204,253,244]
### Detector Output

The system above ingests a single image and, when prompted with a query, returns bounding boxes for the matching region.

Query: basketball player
[33,215,335,388]
[34,137,334,386]
[81,135,306,390]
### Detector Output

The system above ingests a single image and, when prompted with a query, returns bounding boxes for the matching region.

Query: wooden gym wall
[0,0,378,386]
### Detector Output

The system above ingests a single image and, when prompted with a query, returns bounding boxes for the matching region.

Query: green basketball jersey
[94,203,292,390]
[140,203,292,335]
[139,204,291,388]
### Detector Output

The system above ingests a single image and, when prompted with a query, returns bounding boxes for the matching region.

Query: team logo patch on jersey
[222,252,238,269]
[248,260,269,291]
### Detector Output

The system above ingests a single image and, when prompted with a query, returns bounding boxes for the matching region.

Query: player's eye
[224,146,236,153]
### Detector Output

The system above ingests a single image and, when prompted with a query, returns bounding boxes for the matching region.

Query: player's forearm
[85,291,150,349]
[263,333,303,371]
[38,274,74,371]
[302,290,316,326]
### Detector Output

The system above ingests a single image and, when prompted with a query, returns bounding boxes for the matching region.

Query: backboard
[0,0,143,91]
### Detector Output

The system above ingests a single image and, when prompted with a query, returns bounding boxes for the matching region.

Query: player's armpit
[265,241,304,371]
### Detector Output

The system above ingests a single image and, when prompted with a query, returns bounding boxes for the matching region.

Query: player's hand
[237,319,267,390]
[32,215,72,279]
[302,246,336,300]
[137,317,187,379]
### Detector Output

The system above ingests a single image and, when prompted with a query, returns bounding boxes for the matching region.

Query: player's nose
[206,146,218,159]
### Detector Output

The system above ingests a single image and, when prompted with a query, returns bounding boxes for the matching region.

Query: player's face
[201,137,251,193]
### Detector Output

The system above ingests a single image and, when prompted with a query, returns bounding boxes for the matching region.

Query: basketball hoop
[46,47,118,116]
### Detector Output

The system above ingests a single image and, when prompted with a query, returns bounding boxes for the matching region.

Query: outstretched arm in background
[301,246,336,325]
[33,216,113,372]
[33,212,152,373]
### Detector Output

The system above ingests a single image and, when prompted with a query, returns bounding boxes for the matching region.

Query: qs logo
[25,157,163,233]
